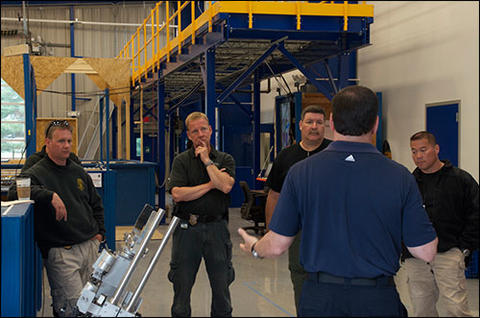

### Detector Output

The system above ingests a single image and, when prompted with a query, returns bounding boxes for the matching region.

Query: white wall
[358,1,479,181]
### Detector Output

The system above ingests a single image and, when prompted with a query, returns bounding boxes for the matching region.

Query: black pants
[288,231,307,315]
[168,220,235,317]
[299,274,407,317]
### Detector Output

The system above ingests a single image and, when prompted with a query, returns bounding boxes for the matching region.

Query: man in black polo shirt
[265,105,331,313]
[167,111,236,317]
[238,85,438,317]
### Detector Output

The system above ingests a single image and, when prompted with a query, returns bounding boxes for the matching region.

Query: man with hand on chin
[166,111,236,317]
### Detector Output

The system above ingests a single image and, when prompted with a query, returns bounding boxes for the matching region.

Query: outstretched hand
[238,228,259,253]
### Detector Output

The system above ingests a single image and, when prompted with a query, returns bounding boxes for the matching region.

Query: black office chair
[239,181,266,235]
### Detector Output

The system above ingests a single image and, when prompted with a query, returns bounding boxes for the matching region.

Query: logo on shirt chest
[77,178,85,191]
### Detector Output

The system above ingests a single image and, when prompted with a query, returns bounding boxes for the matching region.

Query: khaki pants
[45,239,99,317]
[403,247,473,317]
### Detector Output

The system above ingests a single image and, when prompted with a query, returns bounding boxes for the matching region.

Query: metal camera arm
[77,204,180,317]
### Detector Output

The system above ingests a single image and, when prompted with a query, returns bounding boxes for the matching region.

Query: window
[1,78,26,160]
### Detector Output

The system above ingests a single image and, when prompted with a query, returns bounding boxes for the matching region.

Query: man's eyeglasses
[46,120,70,137]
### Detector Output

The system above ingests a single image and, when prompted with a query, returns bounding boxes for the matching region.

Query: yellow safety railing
[117,1,374,84]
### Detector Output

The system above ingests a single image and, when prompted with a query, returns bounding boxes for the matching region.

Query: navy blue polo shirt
[269,141,436,278]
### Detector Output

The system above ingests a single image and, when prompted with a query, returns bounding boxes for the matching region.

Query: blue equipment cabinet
[85,161,156,226]
[1,202,43,317]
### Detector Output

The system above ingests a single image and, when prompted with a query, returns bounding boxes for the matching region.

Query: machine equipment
[76,204,179,317]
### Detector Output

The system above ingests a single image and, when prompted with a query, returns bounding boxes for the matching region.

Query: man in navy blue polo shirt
[238,85,438,317]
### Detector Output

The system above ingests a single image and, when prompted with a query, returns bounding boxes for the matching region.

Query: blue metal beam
[277,43,333,100]
[99,97,104,162]
[253,70,261,189]
[111,107,117,160]
[205,48,216,146]
[216,41,279,104]
[323,59,338,94]
[105,89,110,171]
[338,52,350,90]
[216,82,252,119]
[70,6,76,111]
[23,54,35,157]
[157,79,165,210]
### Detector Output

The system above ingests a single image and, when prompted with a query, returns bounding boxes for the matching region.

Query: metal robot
[76,204,179,317]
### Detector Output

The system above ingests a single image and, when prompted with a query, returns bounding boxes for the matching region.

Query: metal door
[426,101,459,167]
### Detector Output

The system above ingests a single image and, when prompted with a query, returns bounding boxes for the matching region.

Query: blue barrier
[1,202,42,317]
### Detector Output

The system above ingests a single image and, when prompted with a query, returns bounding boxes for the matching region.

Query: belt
[186,214,223,226]
[307,272,394,287]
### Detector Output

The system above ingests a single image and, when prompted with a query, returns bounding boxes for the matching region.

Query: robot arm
[77,204,180,317]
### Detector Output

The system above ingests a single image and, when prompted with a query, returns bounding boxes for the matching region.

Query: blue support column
[23,54,36,157]
[105,89,110,171]
[111,107,117,159]
[294,92,302,143]
[99,97,104,162]
[70,6,76,111]
[102,170,117,251]
[205,48,216,146]
[157,79,165,210]
[323,59,338,94]
[253,70,261,189]
[338,52,350,90]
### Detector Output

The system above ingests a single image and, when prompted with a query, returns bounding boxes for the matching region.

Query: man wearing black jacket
[404,131,479,317]
[8,120,105,317]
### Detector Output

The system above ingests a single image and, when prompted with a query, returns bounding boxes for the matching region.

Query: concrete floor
[38,208,479,317]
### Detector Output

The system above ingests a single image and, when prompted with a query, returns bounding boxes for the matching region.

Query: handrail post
[151,9,155,64]
[248,2,252,29]
[343,1,348,31]
[137,30,140,81]
[208,1,212,32]
[177,1,182,53]
[296,2,301,30]
[191,1,196,44]
[131,39,135,84]
[166,1,170,62]
[156,4,160,61]
[143,24,147,80]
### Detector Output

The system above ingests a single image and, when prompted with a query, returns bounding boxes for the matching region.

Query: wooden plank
[64,58,98,74]
[2,44,29,57]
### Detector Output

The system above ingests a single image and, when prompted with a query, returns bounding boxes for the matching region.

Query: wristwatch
[205,159,214,168]
[251,241,263,259]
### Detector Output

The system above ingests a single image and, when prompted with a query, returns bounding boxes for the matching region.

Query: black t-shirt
[167,146,236,219]
[266,139,332,193]
[419,170,441,216]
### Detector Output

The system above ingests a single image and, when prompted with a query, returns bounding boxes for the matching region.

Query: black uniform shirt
[266,139,332,193]
[167,146,235,218]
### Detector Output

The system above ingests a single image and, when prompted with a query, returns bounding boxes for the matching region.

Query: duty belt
[307,271,395,287]
[187,213,223,226]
